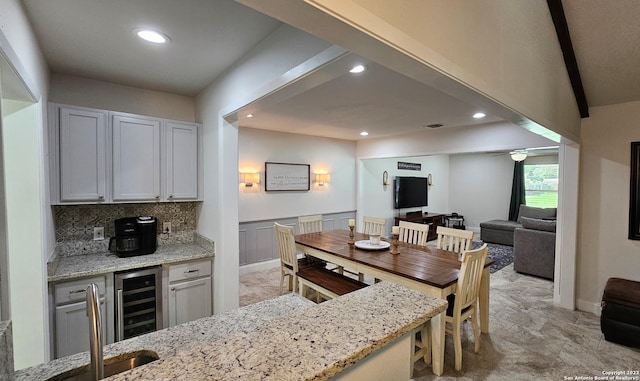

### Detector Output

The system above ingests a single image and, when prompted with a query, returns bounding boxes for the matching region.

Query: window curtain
[508,160,525,221]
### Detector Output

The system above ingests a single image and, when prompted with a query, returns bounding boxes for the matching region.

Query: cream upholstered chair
[298,214,323,234]
[414,244,489,372]
[274,222,302,294]
[362,216,386,235]
[398,220,429,247]
[436,226,474,254]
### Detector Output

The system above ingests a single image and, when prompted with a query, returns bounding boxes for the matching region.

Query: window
[524,164,558,208]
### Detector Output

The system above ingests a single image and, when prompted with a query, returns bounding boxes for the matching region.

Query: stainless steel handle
[86,284,104,380]
[116,289,123,342]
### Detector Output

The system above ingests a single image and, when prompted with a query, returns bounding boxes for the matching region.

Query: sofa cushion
[520,216,557,232]
[517,205,557,223]
[479,219,522,232]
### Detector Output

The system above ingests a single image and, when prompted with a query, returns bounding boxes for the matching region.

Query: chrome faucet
[86,283,104,380]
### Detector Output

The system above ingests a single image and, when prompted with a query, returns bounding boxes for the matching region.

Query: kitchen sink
[46,350,159,381]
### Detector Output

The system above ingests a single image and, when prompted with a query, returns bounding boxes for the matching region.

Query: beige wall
[49,73,196,122]
[578,100,640,311]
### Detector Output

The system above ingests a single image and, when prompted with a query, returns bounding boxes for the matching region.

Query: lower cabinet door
[168,277,212,327]
[55,297,107,358]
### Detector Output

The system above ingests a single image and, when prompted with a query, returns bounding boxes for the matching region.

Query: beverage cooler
[115,266,162,341]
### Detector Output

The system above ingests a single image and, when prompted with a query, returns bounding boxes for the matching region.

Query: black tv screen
[394,176,428,209]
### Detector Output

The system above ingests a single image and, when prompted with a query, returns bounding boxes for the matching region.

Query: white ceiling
[20,0,640,140]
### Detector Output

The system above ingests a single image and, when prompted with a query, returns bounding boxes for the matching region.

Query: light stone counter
[48,242,213,282]
[14,282,447,380]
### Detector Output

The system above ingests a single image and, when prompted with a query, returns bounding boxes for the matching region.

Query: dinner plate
[354,240,391,250]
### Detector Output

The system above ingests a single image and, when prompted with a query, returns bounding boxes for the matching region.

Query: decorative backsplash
[53,202,199,255]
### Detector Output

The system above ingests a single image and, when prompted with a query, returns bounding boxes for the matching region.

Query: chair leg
[279,269,285,294]
[422,323,431,364]
[471,309,481,353]
[453,318,463,371]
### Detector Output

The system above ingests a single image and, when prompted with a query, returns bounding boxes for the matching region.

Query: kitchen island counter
[15,282,447,380]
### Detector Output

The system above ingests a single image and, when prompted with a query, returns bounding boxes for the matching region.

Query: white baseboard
[576,298,601,316]
[239,258,280,276]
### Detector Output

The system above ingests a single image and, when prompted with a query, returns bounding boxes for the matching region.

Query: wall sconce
[383,171,389,185]
[428,173,433,186]
[510,150,528,162]
[314,173,330,186]
[240,172,260,187]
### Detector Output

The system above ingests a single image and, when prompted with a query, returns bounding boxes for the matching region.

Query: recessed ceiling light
[360,131,369,136]
[473,112,486,119]
[349,65,366,74]
[134,28,170,44]
[246,113,253,118]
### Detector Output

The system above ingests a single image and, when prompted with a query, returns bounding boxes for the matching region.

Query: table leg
[430,310,445,376]
[479,267,490,334]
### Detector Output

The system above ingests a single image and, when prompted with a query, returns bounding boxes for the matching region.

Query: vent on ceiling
[424,123,444,128]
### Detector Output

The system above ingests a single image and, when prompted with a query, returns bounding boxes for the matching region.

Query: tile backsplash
[53,202,199,255]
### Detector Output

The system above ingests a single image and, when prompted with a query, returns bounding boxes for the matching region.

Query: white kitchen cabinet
[112,114,161,201]
[165,259,212,327]
[164,121,198,201]
[54,105,108,203]
[52,275,114,359]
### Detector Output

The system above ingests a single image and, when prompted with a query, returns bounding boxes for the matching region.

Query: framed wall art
[265,162,310,191]
[629,142,640,240]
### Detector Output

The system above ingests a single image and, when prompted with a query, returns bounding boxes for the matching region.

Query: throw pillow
[520,216,557,232]
[517,205,557,223]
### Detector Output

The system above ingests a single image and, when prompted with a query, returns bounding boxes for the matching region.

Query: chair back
[454,244,488,314]
[298,214,323,234]
[436,226,474,254]
[275,222,298,272]
[362,216,386,235]
[398,220,429,246]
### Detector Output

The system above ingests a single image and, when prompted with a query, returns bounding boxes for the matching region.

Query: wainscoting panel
[239,211,356,267]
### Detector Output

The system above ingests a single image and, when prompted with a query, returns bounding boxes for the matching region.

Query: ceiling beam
[547,0,589,118]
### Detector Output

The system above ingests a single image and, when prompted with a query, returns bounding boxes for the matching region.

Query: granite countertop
[49,242,213,282]
[15,282,447,381]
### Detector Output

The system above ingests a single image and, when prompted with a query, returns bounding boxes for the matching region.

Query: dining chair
[362,216,387,236]
[436,226,474,254]
[298,214,323,234]
[447,243,488,370]
[414,243,488,372]
[398,220,429,247]
[297,214,336,272]
[274,222,303,294]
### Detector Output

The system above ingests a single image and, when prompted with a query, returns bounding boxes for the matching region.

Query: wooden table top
[295,229,493,290]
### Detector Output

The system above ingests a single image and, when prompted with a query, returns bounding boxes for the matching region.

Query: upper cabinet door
[112,115,161,201]
[165,121,198,200]
[59,106,107,202]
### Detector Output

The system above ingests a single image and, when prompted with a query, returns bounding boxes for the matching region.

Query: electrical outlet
[93,227,104,241]
[163,222,172,234]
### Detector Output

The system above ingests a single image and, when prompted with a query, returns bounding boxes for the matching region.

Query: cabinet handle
[98,195,104,200]
[169,195,173,199]
[69,289,87,295]
[170,287,175,291]
[184,269,199,275]
[155,195,160,199]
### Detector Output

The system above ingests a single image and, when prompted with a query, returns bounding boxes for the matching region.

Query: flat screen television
[394,176,428,209]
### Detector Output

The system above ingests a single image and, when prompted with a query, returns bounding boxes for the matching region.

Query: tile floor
[239,263,640,380]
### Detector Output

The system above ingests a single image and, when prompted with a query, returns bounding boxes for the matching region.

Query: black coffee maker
[109,216,157,257]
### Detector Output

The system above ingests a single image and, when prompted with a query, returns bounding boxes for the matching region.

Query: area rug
[472,241,514,273]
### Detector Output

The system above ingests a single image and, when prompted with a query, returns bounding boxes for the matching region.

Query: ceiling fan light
[473,112,486,119]
[510,150,528,162]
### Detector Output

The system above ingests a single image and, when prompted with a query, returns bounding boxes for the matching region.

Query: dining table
[295,229,494,376]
